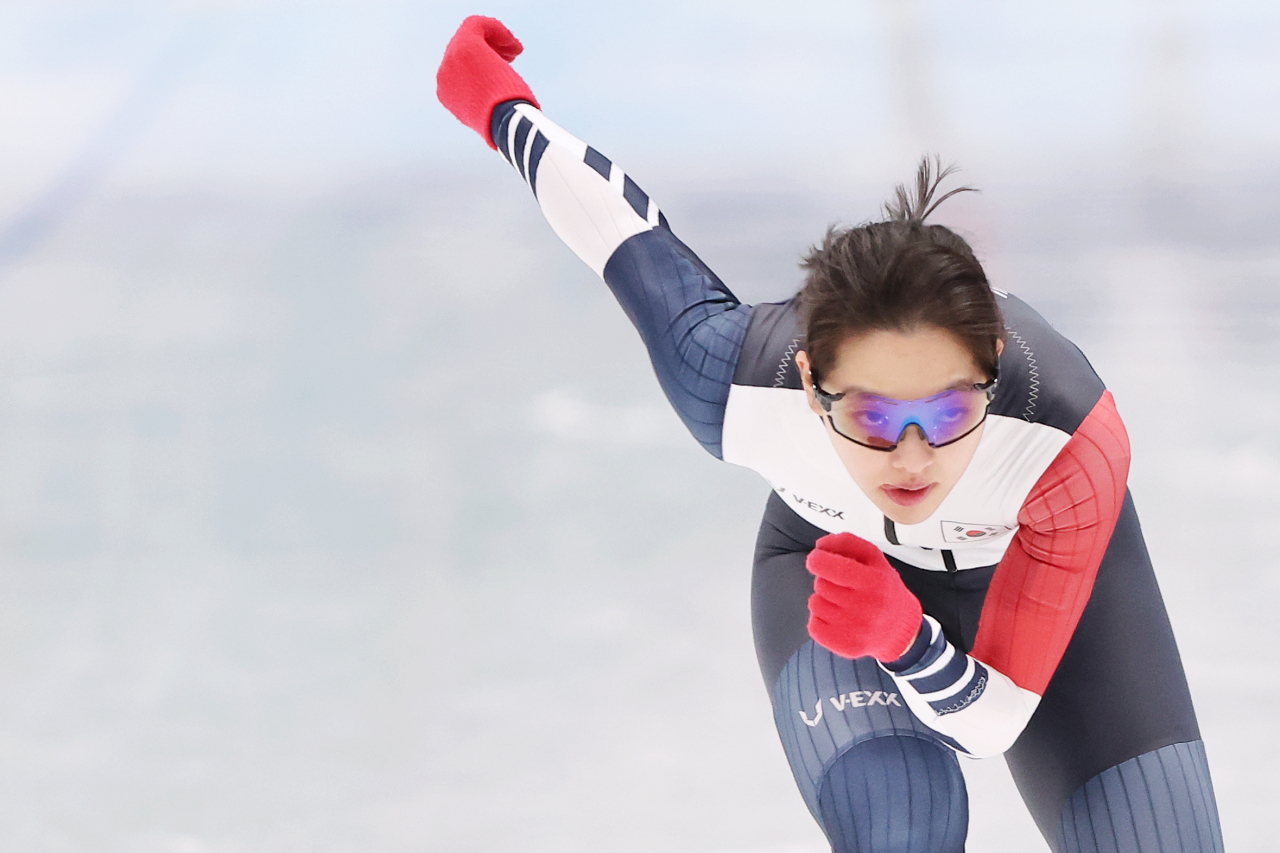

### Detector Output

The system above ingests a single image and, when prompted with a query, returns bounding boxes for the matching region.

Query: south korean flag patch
[941,521,1014,544]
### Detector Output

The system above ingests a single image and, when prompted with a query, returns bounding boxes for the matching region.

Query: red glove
[806,533,923,662]
[436,16,541,150]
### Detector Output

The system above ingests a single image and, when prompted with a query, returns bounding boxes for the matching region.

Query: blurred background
[0,1,1276,851]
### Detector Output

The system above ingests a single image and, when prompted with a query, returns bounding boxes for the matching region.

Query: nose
[890,425,934,474]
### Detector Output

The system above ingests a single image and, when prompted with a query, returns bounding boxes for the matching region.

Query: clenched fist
[437,16,540,149]
[806,532,924,662]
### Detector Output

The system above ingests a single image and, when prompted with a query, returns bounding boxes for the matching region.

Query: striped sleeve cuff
[881,616,989,717]
[882,615,942,674]
[491,100,550,195]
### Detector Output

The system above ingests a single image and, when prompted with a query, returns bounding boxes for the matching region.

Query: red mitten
[806,532,923,662]
[437,16,541,150]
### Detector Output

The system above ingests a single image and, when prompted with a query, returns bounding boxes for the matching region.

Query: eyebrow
[832,378,982,400]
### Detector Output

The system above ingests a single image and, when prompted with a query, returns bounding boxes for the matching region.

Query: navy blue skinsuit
[486,99,1224,852]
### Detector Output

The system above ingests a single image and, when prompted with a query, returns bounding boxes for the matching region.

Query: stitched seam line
[775,337,800,387]
[1007,328,1039,421]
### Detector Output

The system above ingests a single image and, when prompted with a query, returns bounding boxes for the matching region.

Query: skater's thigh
[771,641,962,815]
[1053,740,1222,853]
[818,735,968,853]
[774,642,969,853]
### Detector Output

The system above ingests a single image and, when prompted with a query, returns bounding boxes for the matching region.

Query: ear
[995,337,1005,357]
[795,350,825,416]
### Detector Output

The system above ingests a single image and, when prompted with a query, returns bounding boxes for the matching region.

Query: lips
[881,483,935,507]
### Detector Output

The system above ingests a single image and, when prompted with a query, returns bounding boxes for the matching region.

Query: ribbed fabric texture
[1054,740,1223,853]
[972,391,1130,695]
[772,639,970,851]
[601,228,750,457]
[818,735,968,853]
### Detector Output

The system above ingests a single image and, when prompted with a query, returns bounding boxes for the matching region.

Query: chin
[881,502,937,526]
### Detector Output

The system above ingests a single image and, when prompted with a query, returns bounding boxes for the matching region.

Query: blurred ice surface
[0,1,1276,851]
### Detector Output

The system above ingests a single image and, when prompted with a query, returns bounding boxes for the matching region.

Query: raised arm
[437,16,752,457]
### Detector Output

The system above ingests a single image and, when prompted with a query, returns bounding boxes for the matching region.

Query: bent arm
[491,100,752,457]
[882,392,1130,756]
[972,390,1130,692]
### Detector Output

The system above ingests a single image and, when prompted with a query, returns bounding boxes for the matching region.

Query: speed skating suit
[486,99,1224,853]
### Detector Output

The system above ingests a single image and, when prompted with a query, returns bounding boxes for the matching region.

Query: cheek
[931,432,984,487]
[833,442,888,491]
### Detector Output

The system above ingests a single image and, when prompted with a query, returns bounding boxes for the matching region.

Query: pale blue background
[0,2,1277,851]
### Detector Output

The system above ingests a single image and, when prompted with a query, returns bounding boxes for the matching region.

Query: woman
[436,16,1223,853]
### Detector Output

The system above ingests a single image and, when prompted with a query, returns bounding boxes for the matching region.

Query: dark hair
[797,156,1003,383]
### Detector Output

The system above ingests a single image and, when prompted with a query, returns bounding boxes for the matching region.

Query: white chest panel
[721,384,1072,571]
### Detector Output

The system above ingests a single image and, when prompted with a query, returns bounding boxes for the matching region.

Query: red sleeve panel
[969,391,1130,695]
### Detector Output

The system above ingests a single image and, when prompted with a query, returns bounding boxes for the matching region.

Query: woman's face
[796,325,997,525]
